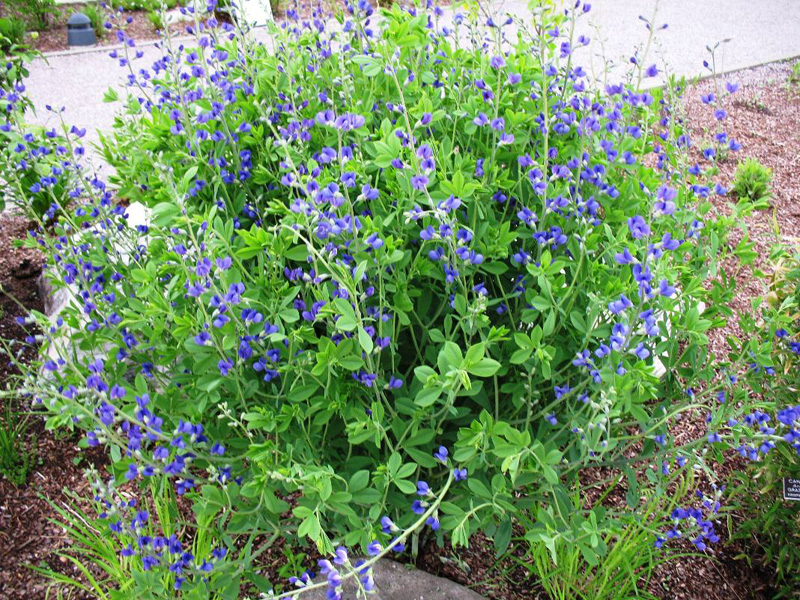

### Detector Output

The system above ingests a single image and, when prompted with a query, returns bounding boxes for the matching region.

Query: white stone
[236,0,274,27]
[165,9,193,26]
[125,201,151,231]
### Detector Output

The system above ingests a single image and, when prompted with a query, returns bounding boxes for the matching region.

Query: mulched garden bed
[0,57,798,600]
[0,212,105,600]
[25,3,186,54]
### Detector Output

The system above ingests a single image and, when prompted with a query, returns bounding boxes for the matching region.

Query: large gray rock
[303,560,486,600]
[37,270,74,318]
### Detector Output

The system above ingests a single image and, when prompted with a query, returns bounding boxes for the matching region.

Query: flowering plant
[3,0,800,597]
[0,44,78,217]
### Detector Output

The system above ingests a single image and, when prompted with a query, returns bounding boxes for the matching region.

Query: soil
[0,213,104,600]
[0,55,797,600]
[683,61,800,362]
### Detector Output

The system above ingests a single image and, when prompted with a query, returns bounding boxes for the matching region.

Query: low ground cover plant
[0,402,34,485]
[1,1,798,598]
[732,156,772,205]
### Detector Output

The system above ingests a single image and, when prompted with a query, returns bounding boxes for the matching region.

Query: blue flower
[218,358,234,376]
[654,185,677,215]
[627,215,650,239]
[381,516,398,534]
[658,279,676,297]
[608,294,633,315]
[614,247,635,264]
[411,174,429,190]
[473,112,489,127]
[490,55,506,69]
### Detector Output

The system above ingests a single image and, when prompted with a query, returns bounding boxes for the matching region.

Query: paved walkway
[24,0,800,165]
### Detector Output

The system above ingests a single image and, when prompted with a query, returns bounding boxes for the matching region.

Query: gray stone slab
[302,559,487,600]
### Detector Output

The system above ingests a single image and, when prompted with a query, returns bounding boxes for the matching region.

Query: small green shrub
[0,17,27,51]
[508,471,699,600]
[81,4,107,37]
[4,0,56,32]
[146,9,164,30]
[732,157,772,204]
[0,39,70,218]
[0,120,75,218]
[34,482,227,598]
[732,444,800,599]
[789,61,800,88]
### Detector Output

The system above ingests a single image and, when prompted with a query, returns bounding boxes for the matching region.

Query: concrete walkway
[24,0,800,163]
[25,43,165,173]
[556,0,800,83]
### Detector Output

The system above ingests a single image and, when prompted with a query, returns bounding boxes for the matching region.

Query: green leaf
[510,348,532,364]
[358,326,374,354]
[334,298,357,331]
[364,61,383,77]
[387,452,402,475]
[482,261,509,275]
[439,342,463,370]
[467,478,492,499]
[494,517,512,555]
[530,296,550,311]
[395,462,417,479]
[151,202,181,228]
[405,447,437,468]
[464,343,485,364]
[514,333,533,350]
[415,387,441,407]
[103,87,119,103]
[285,246,310,261]
[467,357,501,377]
[395,479,417,494]
[289,383,319,402]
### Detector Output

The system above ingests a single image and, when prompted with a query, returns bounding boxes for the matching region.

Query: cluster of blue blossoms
[2,0,799,593]
[654,489,723,552]
[91,475,228,590]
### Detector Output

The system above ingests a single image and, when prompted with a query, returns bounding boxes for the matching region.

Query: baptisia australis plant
[0,43,78,218]
[1,0,799,597]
